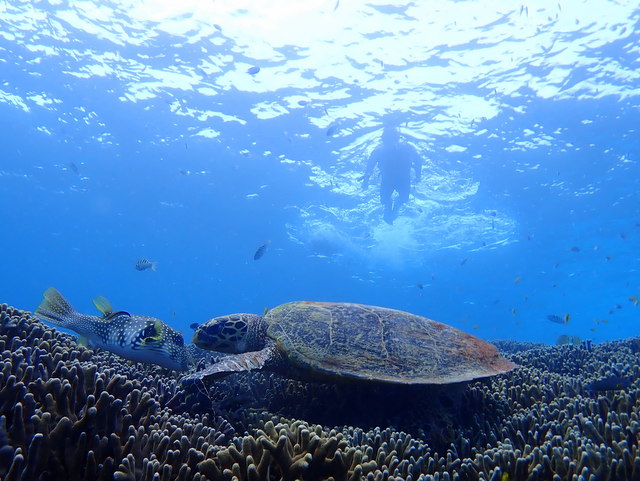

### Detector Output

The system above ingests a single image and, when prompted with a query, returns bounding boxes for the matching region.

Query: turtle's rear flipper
[181,347,272,384]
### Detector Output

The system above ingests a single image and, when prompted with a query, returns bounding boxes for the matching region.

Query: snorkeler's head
[381,125,399,145]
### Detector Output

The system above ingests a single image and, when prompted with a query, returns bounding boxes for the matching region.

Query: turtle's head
[192,313,264,353]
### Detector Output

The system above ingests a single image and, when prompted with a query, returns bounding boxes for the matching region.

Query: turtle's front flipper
[181,347,272,384]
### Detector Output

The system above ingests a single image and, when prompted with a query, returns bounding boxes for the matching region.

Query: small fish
[253,241,271,261]
[556,334,570,345]
[416,283,424,290]
[189,322,199,330]
[247,66,260,75]
[326,124,338,137]
[69,161,80,175]
[460,257,468,266]
[511,308,517,317]
[136,258,158,271]
[35,288,188,370]
[630,296,639,306]
[472,325,479,329]
[547,314,570,324]
[297,100,308,106]
[570,246,581,252]
[620,233,628,240]
[514,277,522,284]
[605,256,613,261]
[585,376,632,392]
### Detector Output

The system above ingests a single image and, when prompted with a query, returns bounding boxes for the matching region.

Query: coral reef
[0,304,232,481]
[2,302,640,481]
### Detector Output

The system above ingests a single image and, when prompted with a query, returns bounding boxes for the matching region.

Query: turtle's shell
[265,301,515,384]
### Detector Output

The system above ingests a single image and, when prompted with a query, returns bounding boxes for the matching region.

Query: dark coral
[0,304,232,481]
[3,302,640,481]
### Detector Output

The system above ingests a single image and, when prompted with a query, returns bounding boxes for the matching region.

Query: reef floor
[1,303,640,481]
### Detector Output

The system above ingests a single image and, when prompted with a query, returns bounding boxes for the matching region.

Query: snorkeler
[361,123,422,224]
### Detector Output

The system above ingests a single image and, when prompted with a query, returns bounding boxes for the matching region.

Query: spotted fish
[35,287,189,371]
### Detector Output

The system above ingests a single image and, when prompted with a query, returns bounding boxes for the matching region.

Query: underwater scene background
[3,2,640,481]
[2,0,640,346]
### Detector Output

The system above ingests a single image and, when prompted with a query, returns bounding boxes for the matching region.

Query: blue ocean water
[1,1,639,346]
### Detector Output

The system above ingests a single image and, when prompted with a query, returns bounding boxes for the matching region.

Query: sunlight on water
[0,0,639,345]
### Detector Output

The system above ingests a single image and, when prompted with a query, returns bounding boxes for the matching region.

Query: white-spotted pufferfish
[35,287,189,371]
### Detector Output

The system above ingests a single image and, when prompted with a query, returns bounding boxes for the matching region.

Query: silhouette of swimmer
[361,125,422,224]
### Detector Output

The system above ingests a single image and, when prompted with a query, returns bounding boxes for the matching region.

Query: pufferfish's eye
[140,324,155,338]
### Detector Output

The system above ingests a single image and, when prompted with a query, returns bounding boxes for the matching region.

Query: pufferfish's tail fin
[35,287,79,327]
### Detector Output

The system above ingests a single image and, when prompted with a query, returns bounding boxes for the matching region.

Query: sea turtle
[183,301,515,385]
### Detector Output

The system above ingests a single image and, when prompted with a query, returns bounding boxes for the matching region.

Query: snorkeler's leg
[391,180,410,220]
[380,181,394,224]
